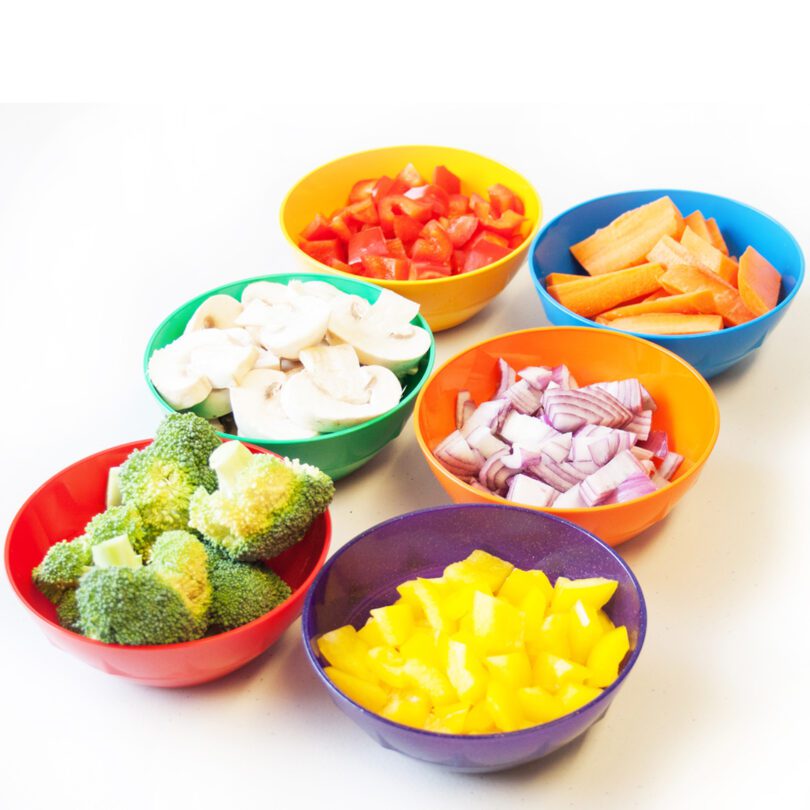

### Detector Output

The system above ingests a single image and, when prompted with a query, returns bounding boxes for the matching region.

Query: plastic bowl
[5,440,331,688]
[280,145,543,332]
[144,272,435,481]
[414,327,719,546]
[529,189,805,379]
[302,503,646,772]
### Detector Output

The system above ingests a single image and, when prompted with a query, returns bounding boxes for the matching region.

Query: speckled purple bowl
[302,504,646,772]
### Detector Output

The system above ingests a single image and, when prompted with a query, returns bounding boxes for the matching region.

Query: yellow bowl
[280,145,543,331]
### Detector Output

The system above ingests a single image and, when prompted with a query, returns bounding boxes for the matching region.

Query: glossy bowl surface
[144,271,435,480]
[280,144,543,331]
[529,189,805,378]
[302,503,646,772]
[6,440,331,687]
[414,327,719,545]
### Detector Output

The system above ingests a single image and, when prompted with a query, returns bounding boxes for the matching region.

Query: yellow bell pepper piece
[550,576,618,613]
[586,625,630,687]
[324,666,389,712]
[443,550,514,592]
[370,603,416,647]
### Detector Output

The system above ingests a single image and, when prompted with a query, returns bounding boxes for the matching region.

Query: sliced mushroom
[184,294,243,333]
[328,289,431,376]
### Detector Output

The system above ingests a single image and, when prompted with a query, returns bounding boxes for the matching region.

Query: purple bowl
[302,504,646,773]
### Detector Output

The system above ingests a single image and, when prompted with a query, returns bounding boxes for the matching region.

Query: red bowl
[5,440,331,687]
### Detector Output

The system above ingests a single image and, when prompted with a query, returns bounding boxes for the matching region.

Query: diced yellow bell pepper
[399,627,441,667]
[357,617,387,648]
[518,686,567,724]
[324,666,389,712]
[485,680,528,732]
[557,682,603,712]
[464,700,496,734]
[402,658,457,707]
[367,646,409,689]
[444,550,514,592]
[532,613,572,659]
[586,626,630,687]
[498,568,553,607]
[484,650,532,690]
[533,651,589,692]
[409,578,457,634]
[597,608,616,635]
[381,692,430,729]
[317,626,376,682]
[550,576,618,613]
[569,599,607,664]
[425,702,469,734]
[521,588,548,647]
[370,603,416,647]
[471,591,524,654]
[443,584,491,621]
[446,638,488,705]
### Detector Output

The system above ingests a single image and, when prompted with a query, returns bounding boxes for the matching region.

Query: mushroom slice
[190,388,232,419]
[288,279,349,302]
[229,369,318,440]
[240,281,293,306]
[256,296,331,360]
[148,343,213,410]
[184,294,243,333]
[188,342,258,389]
[281,344,402,434]
[328,289,431,377]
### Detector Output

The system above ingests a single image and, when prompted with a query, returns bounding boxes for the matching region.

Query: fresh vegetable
[318,550,631,734]
[148,281,431,439]
[188,440,334,561]
[297,164,530,281]
[557,197,783,333]
[432,362,680,507]
[31,413,332,644]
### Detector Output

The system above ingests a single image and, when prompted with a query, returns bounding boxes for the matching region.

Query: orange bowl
[5,440,331,687]
[414,327,719,545]
[279,145,542,331]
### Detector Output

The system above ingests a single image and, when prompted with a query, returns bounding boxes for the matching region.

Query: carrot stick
[704,218,729,255]
[738,246,782,316]
[598,290,717,320]
[659,264,755,326]
[680,226,739,285]
[607,313,724,335]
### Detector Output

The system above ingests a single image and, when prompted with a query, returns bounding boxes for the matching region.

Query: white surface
[1,104,808,809]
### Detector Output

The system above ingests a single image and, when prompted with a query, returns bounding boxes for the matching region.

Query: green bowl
[144,272,436,481]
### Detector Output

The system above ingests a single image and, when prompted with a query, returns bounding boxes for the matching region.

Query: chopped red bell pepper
[433,165,461,195]
[393,214,423,245]
[412,221,453,264]
[448,194,470,217]
[404,184,450,217]
[299,238,345,265]
[410,262,452,280]
[361,255,410,280]
[348,226,388,265]
[446,214,479,248]
[348,178,376,203]
[385,238,408,259]
[462,232,511,272]
[301,213,336,241]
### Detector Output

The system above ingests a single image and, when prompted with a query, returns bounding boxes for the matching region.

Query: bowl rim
[529,187,806,340]
[301,502,647,741]
[5,439,332,651]
[142,271,436,447]
[279,143,544,287]
[413,325,720,514]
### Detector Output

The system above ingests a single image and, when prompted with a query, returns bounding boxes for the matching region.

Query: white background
[1,41,809,810]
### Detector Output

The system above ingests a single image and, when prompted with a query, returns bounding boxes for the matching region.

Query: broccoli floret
[76,530,211,645]
[32,538,92,602]
[118,413,220,537]
[55,589,83,633]
[188,442,334,562]
[84,502,152,557]
[205,545,292,632]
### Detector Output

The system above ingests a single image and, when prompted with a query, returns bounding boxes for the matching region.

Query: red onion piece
[455,390,474,430]
[623,409,653,441]
[603,472,658,504]
[433,430,486,476]
[507,474,559,507]
[657,451,684,481]
[544,388,633,433]
[465,425,509,459]
[494,359,517,399]
[461,399,509,438]
[639,430,668,459]
[551,364,579,389]
[517,366,553,390]
[579,450,647,507]
[554,483,587,508]
[502,379,544,415]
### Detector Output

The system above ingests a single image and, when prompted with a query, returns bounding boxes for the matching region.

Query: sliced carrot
[684,211,713,244]
[607,313,724,335]
[547,263,665,318]
[659,264,755,327]
[647,234,696,269]
[680,226,739,285]
[643,289,669,302]
[599,290,717,320]
[545,272,591,287]
[704,217,729,255]
[570,196,685,276]
[737,246,781,316]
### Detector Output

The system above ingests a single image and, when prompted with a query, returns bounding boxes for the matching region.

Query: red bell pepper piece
[479,208,526,237]
[329,258,356,274]
[385,238,407,259]
[348,226,388,265]
[412,221,453,264]
[378,195,433,236]
[344,198,379,225]
[433,165,461,195]
[327,214,354,242]
[348,178,376,203]
[462,232,511,272]
[395,162,423,189]
[372,175,395,204]
[301,213,336,241]
[361,255,410,280]
[488,183,524,216]
[409,262,452,280]
[393,214,423,245]
[299,239,345,266]
[446,214,479,248]
[448,194,469,216]
[404,184,449,217]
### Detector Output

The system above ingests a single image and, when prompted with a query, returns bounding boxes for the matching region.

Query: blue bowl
[529,189,804,378]
[302,504,646,773]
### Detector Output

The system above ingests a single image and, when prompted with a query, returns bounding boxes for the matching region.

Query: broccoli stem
[209,441,253,496]
[91,535,142,569]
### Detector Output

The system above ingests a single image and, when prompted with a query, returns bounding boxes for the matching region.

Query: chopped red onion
[478,448,516,494]
[588,379,645,414]
[501,379,544,415]
[517,366,553,390]
[623,409,652,441]
[494,359,517,398]
[657,451,684,481]
[433,430,485,476]
[455,390,475,430]
[579,450,647,507]
[639,430,668,459]
[506,474,559,507]
[465,425,509,459]
[571,427,637,466]
[551,364,579,389]
[603,472,658,504]
[461,399,509,438]
[554,483,587,508]
[500,413,564,454]
[544,387,633,433]
[630,445,654,462]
